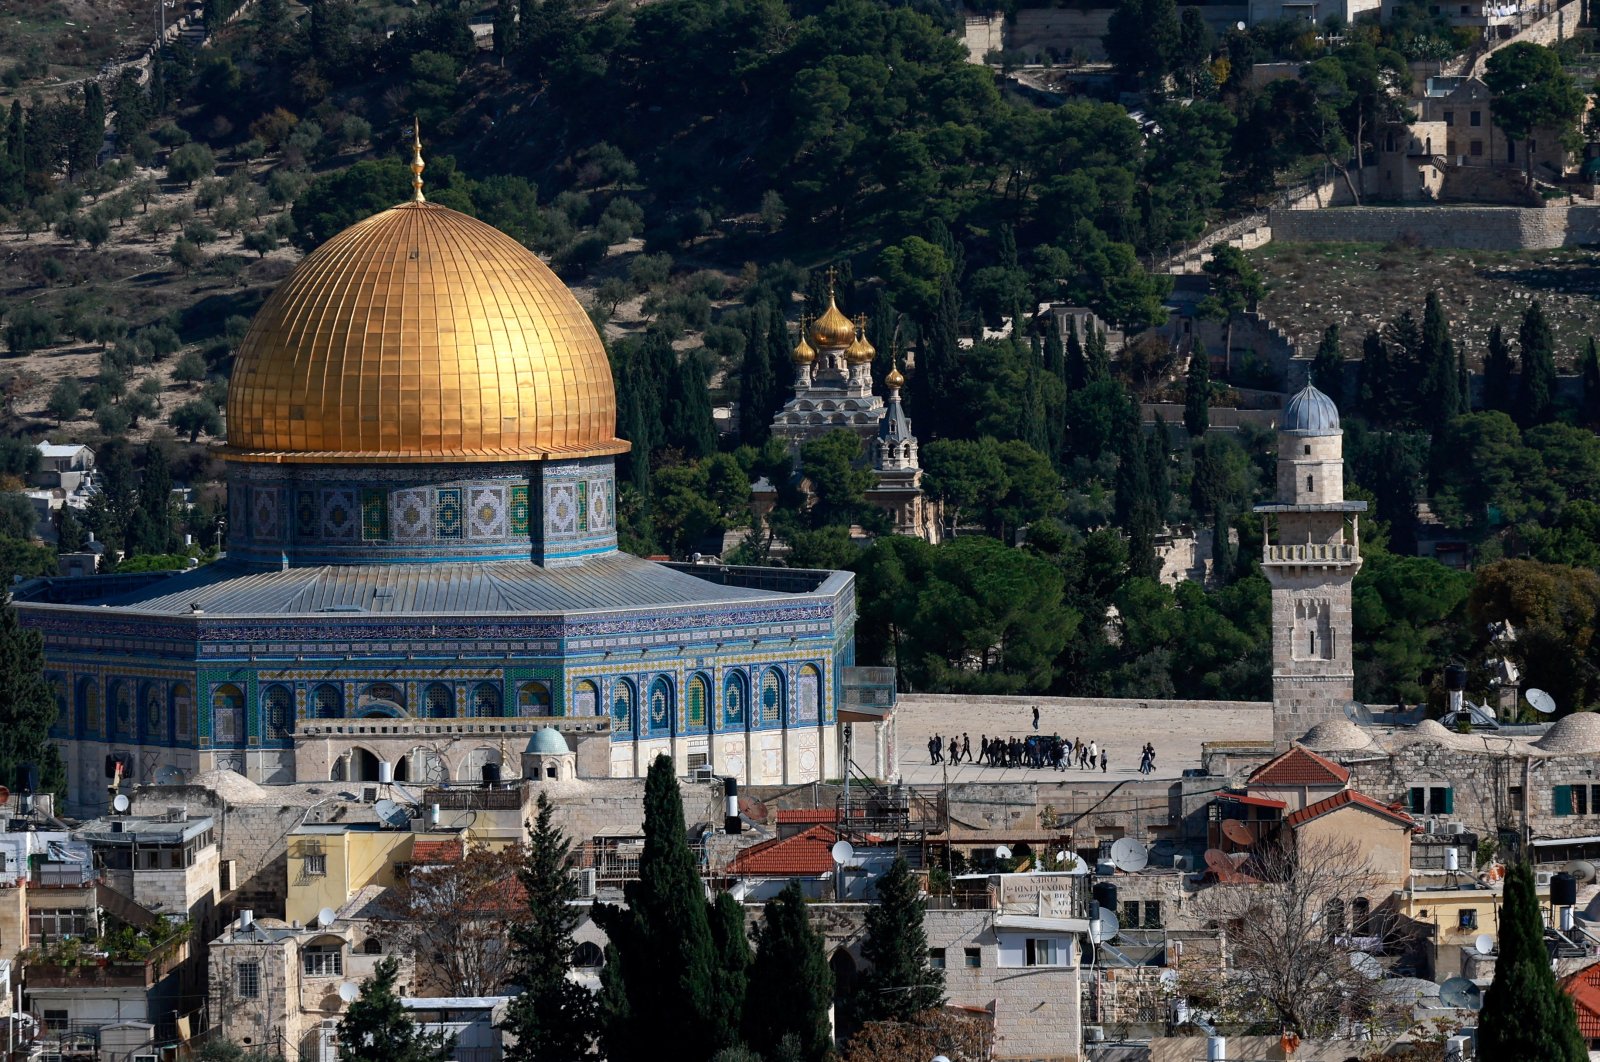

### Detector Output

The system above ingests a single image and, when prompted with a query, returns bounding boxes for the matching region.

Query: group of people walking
[926,731,1119,773]
[1137,742,1158,775]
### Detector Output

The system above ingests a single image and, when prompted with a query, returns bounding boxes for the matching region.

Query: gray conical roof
[1282,383,1341,435]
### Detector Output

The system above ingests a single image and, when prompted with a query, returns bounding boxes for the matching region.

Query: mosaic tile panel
[468,487,506,539]
[436,487,464,540]
[589,478,611,531]
[392,488,432,541]
[577,481,589,533]
[295,490,318,537]
[251,488,281,542]
[547,483,578,536]
[510,485,530,536]
[361,488,388,541]
[322,489,358,542]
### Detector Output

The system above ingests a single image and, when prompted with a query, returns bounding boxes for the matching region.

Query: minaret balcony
[1263,543,1358,566]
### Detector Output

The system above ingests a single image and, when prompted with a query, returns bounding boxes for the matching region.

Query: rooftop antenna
[1110,837,1149,872]
[410,117,426,204]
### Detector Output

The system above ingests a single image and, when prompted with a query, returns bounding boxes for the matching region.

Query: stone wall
[1270,202,1600,250]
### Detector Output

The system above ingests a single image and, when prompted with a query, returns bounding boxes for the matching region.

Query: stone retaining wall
[1269,202,1600,250]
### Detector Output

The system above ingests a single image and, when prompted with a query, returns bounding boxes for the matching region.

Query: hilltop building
[14,136,854,812]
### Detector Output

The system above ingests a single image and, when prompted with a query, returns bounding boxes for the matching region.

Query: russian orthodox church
[769,286,940,543]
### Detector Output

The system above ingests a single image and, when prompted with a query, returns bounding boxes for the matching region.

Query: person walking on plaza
[949,735,960,765]
[961,733,972,764]
[1100,748,1108,773]
[1086,740,1098,770]
[1032,705,1040,731]
[929,734,942,765]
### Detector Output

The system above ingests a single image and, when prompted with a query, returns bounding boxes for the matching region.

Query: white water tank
[1207,1036,1227,1061]
[378,761,394,784]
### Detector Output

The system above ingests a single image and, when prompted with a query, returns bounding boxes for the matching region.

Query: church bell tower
[1255,383,1365,748]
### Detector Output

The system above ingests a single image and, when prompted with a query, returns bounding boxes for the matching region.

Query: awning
[1219,793,1287,810]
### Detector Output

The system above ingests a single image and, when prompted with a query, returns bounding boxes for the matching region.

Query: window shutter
[1555,785,1573,817]
[1442,788,1454,814]
[1409,787,1426,813]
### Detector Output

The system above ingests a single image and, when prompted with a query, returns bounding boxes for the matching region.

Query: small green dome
[527,727,570,755]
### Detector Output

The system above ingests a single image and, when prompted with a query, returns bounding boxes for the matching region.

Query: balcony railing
[1262,543,1357,565]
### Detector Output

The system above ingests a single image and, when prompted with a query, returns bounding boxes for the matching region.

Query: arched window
[78,678,102,739]
[172,684,194,741]
[262,685,292,740]
[109,680,133,740]
[472,682,501,718]
[359,682,405,717]
[722,671,748,730]
[572,941,604,968]
[518,682,552,717]
[612,679,635,733]
[573,680,599,717]
[1352,897,1371,936]
[360,938,383,955]
[212,684,245,745]
[1324,898,1346,937]
[424,683,455,719]
[141,681,164,742]
[313,684,342,719]
[794,665,821,725]
[684,674,709,730]
[648,677,673,735]
[760,670,784,727]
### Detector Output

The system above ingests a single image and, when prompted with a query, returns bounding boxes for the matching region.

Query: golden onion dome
[885,364,905,390]
[221,202,627,465]
[792,327,816,365]
[845,318,876,365]
[809,293,856,350]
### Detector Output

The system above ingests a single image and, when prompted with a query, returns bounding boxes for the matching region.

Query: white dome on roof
[1301,719,1374,751]
[1534,712,1600,754]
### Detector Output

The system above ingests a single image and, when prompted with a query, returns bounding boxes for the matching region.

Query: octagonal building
[15,182,852,812]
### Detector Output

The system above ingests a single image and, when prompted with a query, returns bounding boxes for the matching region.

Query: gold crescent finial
[411,118,426,204]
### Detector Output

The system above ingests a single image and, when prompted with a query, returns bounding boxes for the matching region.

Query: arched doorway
[350,747,382,782]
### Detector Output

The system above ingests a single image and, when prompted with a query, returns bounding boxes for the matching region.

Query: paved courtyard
[892,693,1273,785]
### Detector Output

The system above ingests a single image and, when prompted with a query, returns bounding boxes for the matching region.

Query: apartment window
[1553,785,1600,816]
[1407,786,1453,815]
[304,854,327,877]
[1470,110,1482,127]
[964,947,981,968]
[1122,900,1141,927]
[1444,111,1455,126]
[1471,140,1484,157]
[1303,444,1311,455]
[1025,938,1060,966]
[42,1011,69,1033]
[1510,786,1525,812]
[1447,140,1457,156]
[29,908,91,944]
[303,947,343,977]
[237,961,261,1000]
[1143,901,1164,928]
[1459,908,1478,930]
[928,948,946,970]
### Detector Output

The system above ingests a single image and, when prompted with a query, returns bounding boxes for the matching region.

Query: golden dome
[845,317,875,365]
[792,324,816,365]
[222,202,627,465]
[809,293,856,350]
[885,364,905,390]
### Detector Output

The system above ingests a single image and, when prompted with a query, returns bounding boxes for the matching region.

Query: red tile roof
[1284,789,1416,830]
[1249,746,1351,788]
[727,825,838,877]
[1219,793,1288,810]
[776,808,840,825]
[1561,963,1600,1038]
[410,839,464,864]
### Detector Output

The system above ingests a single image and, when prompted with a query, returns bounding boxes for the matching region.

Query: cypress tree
[1418,291,1459,431]
[1065,317,1087,390]
[709,891,750,1053]
[1183,338,1210,437]
[1457,342,1471,414]
[1581,336,1600,427]
[1484,323,1515,415]
[338,957,453,1062]
[1478,861,1586,1061]
[55,505,86,553]
[594,755,724,1059]
[669,349,718,458]
[1210,507,1233,585]
[502,792,599,1062]
[0,601,66,797]
[1147,417,1171,527]
[1358,328,1392,423]
[998,222,1018,270]
[134,449,175,556]
[767,301,795,403]
[1311,323,1343,409]
[745,882,833,1062]
[1388,308,1422,423]
[1515,300,1557,428]
[71,82,103,179]
[739,302,776,446]
[856,857,943,1024]
[1043,322,1066,387]
[1086,325,1111,382]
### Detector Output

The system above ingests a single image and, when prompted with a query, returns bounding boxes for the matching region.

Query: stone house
[1284,788,1416,903]
[1420,75,1572,177]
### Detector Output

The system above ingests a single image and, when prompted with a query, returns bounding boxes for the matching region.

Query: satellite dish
[1568,860,1597,884]
[1111,838,1148,872]
[1159,968,1179,986]
[338,982,360,1004]
[1236,19,1246,29]
[1089,907,1120,944]
[373,799,408,829]
[1343,700,1375,725]
[317,906,337,929]
[1474,933,1495,955]
[1221,820,1255,846]
[1350,952,1382,979]
[1062,855,1089,875]
[112,794,130,813]
[1204,849,1234,875]
[1527,688,1558,715]
[830,839,855,865]
[154,765,184,786]
[994,845,1013,861]
[1439,976,1483,1011]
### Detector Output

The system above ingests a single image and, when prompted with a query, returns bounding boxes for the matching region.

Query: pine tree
[745,882,833,1062]
[1065,317,1087,390]
[709,891,750,1051]
[739,302,776,446]
[594,755,724,1059]
[1478,861,1586,1062]
[1311,323,1343,409]
[502,792,599,1062]
[1183,338,1210,437]
[1516,300,1557,428]
[337,956,454,1062]
[1483,323,1515,415]
[1581,336,1600,427]
[855,857,943,1024]
[0,601,65,796]
[1418,291,1459,431]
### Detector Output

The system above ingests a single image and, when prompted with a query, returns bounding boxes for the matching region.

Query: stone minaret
[1255,383,1365,748]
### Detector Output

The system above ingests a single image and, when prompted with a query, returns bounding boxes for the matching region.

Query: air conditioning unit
[1446,822,1467,836]
[1084,1026,1105,1043]
[1537,871,1555,887]
[110,820,125,834]
[1445,1032,1473,1060]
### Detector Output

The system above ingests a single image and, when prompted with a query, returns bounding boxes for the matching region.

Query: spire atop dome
[411,118,426,203]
